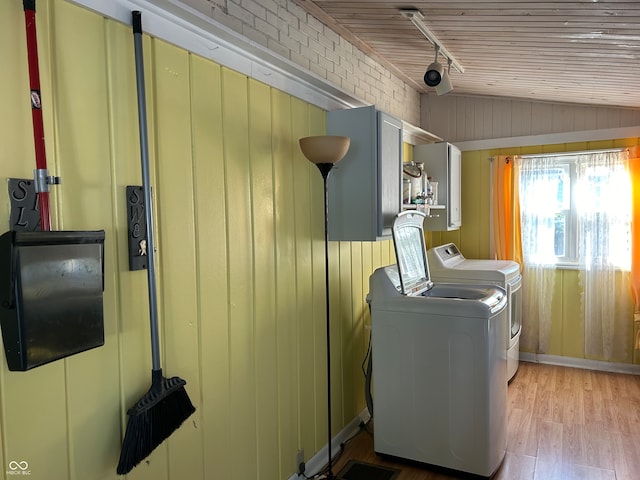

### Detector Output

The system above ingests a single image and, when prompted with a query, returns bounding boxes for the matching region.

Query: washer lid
[391,210,432,295]
[427,243,520,282]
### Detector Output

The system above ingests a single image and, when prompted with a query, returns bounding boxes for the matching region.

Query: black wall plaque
[126,186,148,271]
[8,178,40,231]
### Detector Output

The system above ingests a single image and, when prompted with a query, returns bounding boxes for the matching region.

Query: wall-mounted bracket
[34,168,61,193]
[126,186,148,271]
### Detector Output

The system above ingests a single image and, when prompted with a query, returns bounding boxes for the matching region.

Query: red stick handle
[24,0,51,231]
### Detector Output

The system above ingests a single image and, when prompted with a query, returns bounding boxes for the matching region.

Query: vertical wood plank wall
[0,1,394,479]
[453,138,640,366]
[422,93,640,143]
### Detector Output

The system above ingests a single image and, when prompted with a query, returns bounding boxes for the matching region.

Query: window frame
[519,152,630,270]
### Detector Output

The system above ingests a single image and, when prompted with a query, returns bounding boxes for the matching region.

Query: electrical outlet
[296,449,305,475]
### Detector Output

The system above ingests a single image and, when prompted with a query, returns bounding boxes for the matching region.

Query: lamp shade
[299,135,350,165]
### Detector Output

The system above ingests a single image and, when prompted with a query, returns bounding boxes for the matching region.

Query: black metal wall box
[0,230,105,371]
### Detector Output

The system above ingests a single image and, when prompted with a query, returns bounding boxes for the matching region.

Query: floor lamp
[299,135,350,479]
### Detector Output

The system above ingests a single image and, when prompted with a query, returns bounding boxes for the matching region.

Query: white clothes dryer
[427,243,522,381]
[367,211,508,477]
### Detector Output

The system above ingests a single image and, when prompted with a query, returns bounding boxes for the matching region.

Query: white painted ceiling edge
[67,0,441,145]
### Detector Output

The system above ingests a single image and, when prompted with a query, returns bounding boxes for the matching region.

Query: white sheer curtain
[577,150,632,361]
[517,155,557,353]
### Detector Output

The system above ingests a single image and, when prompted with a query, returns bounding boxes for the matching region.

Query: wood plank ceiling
[294,0,640,108]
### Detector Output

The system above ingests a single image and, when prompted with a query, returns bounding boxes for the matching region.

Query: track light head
[435,59,453,95]
[424,44,443,87]
[435,70,452,95]
[424,61,443,87]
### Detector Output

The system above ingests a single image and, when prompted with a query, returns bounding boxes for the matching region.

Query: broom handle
[132,11,161,372]
[23,0,51,231]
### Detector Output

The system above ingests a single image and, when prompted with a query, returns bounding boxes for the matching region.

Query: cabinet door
[448,144,462,229]
[377,112,403,238]
[327,106,377,241]
[327,106,403,241]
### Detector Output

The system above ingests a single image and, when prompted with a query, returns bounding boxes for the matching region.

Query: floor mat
[336,460,400,480]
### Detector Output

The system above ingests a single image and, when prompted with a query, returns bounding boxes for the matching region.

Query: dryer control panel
[437,243,460,259]
[430,243,464,267]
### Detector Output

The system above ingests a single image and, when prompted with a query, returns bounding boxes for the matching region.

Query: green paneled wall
[456,138,640,365]
[0,1,394,478]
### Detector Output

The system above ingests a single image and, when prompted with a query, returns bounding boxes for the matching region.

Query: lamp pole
[298,136,350,480]
[317,162,335,479]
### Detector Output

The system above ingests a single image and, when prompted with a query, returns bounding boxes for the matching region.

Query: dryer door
[508,275,523,340]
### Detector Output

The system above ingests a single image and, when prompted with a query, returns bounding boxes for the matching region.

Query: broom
[116,10,195,475]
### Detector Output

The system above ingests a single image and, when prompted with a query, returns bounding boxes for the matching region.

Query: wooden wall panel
[293,98,322,473]
[248,79,279,479]
[271,88,299,477]
[153,39,203,478]
[423,94,640,143]
[545,270,565,357]
[52,4,125,480]
[349,243,365,416]
[560,270,584,359]
[459,150,489,258]
[221,67,259,480]
[339,241,353,424]
[190,55,232,479]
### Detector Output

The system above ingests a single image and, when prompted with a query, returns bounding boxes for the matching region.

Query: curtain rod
[518,147,627,159]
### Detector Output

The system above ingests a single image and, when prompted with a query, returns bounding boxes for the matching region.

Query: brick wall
[178,0,421,125]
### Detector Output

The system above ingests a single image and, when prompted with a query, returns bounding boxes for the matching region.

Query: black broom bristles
[116,369,196,475]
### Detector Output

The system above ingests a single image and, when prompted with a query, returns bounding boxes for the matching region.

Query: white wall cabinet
[326,106,403,241]
[414,142,462,231]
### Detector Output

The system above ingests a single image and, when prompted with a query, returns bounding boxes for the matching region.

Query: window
[518,150,630,269]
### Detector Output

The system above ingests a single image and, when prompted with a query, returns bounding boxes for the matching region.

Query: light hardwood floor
[330,361,640,480]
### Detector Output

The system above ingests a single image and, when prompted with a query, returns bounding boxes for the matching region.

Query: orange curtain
[491,155,523,267]
[629,146,640,350]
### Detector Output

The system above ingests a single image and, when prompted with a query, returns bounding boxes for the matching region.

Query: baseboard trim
[519,352,640,375]
[287,408,372,480]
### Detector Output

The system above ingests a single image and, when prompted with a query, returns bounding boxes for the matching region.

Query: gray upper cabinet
[327,106,403,241]
[414,142,462,231]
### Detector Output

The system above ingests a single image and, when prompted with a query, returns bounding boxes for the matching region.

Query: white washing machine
[427,243,522,382]
[367,211,508,477]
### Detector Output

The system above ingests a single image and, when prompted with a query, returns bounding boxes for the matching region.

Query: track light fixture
[400,9,463,93]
